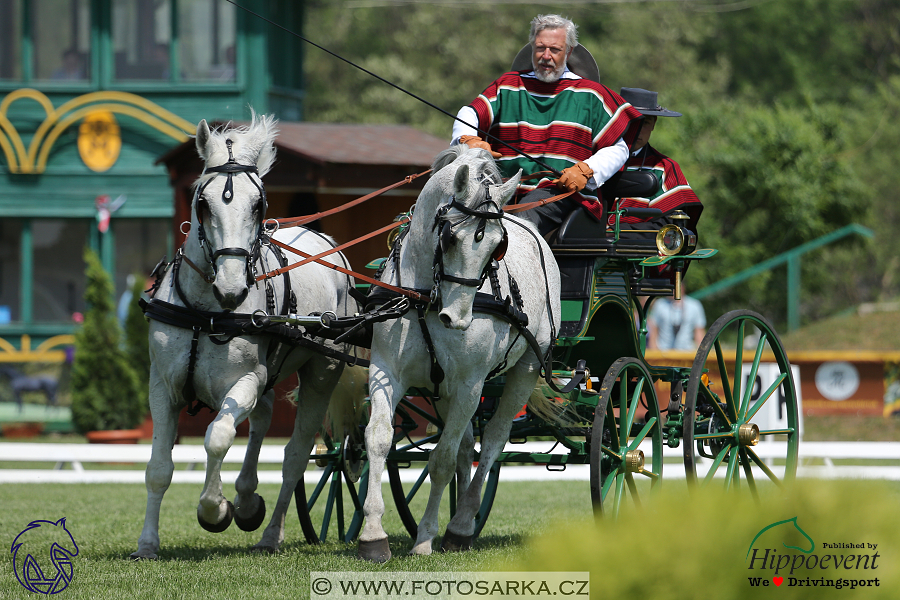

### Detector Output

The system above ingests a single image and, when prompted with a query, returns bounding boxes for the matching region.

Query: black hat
[620,87,681,117]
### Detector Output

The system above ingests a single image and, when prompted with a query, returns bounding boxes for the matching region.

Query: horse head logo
[747,516,815,559]
[11,518,79,594]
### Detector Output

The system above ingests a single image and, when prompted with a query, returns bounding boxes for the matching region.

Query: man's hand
[458,135,501,158]
[554,161,593,192]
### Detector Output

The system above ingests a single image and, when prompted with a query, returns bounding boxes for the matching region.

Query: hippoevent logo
[11,518,79,594]
[746,516,880,590]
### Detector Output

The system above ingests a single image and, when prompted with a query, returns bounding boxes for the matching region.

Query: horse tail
[323,363,369,442]
[524,380,581,428]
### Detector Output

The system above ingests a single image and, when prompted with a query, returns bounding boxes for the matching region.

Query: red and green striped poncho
[612,145,703,231]
[468,71,641,216]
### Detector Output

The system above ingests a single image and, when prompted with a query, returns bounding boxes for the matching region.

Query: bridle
[192,138,268,288]
[430,180,508,304]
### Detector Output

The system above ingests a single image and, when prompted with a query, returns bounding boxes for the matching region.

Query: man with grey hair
[452,14,642,234]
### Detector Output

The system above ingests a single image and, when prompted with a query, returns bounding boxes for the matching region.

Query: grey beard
[533,59,566,83]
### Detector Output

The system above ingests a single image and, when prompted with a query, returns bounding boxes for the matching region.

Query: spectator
[647,285,706,351]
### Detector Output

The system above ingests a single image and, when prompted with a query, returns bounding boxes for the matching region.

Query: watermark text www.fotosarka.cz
[310,571,589,599]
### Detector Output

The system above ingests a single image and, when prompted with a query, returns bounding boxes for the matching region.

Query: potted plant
[70,248,145,443]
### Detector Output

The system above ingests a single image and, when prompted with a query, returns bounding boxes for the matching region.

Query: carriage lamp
[655,211,697,257]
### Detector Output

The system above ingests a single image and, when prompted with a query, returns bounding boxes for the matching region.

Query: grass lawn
[0,480,593,600]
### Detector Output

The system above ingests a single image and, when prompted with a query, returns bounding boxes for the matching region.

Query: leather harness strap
[263,236,428,302]
[503,190,575,213]
[274,169,431,229]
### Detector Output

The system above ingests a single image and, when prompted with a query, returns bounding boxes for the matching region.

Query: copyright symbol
[312,577,332,595]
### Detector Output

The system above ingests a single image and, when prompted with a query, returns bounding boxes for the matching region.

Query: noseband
[193,138,268,287]
[430,181,507,304]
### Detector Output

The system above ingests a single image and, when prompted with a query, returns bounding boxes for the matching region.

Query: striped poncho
[613,145,703,231]
[467,71,641,218]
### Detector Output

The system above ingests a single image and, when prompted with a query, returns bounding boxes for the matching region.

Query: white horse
[132,114,357,559]
[358,146,561,561]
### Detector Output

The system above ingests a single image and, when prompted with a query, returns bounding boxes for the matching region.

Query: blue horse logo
[11,518,79,594]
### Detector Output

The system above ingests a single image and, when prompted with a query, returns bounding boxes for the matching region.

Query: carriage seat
[549,170,663,254]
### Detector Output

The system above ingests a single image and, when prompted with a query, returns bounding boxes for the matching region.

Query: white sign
[740,363,804,439]
[814,361,860,401]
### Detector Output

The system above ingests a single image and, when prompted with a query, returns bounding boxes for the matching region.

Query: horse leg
[132,369,179,560]
[444,364,538,548]
[197,376,260,532]
[410,385,481,556]
[358,362,404,563]
[254,358,341,553]
[233,390,273,532]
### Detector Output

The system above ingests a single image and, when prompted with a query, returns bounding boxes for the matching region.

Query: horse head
[434,149,520,330]
[192,113,277,310]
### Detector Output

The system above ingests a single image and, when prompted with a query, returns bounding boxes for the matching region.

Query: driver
[451,14,642,236]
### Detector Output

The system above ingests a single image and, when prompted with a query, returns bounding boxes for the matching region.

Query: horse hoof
[198,500,234,533]
[235,496,266,532]
[358,538,392,563]
[250,544,279,554]
[129,551,158,561]
[440,530,473,552]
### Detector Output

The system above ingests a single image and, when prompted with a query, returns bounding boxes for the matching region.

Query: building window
[0,0,23,80]
[31,219,89,323]
[113,0,235,83]
[33,0,92,81]
[0,218,21,324]
[112,218,170,318]
[112,0,172,81]
[179,0,236,82]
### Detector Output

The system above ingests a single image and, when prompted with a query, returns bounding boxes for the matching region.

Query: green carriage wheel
[295,427,369,544]
[386,398,500,539]
[590,357,663,518]
[683,310,799,495]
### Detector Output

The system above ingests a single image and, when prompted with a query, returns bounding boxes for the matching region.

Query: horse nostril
[439,313,452,328]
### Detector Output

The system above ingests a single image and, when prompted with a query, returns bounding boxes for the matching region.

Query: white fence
[1,440,899,483]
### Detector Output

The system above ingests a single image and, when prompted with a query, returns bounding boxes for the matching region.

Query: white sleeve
[583,138,629,190]
[451,106,479,145]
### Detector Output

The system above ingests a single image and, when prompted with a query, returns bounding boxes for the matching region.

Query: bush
[514,480,900,599]
[70,248,144,433]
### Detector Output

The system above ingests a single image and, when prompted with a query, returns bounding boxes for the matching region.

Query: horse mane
[193,110,278,190]
[431,145,503,210]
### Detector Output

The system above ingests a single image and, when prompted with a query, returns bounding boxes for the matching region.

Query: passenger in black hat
[612,87,703,238]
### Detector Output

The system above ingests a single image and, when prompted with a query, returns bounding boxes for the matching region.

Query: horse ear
[195,119,211,160]
[453,164,470,200]
[494,169,521,207]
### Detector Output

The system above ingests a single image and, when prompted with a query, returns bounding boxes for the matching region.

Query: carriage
[131,47,799,562]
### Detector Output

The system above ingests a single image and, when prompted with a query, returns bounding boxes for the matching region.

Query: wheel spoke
[700,383,732,427]
[702,444,731,486]
[740,333,768,419]
[713,339,735,412]
[625,473,642,509]
[319,471,340,541]
[600,465,617,503]
[723,448,739,492]
[746,372,786,422]
[732,321,745,417]
[406,465,430,504]
[739,448,759,502]
[624,372,643,442]
[614,473,625,516]
[307,464,335,509]
[601,445,623,461]
[695,431,733,440]
[629,417,658,450]
[745,446,783,488]
[637,468,660,480]
[606,392,621,453]
[618,371,631,447]
[758,428,794,436]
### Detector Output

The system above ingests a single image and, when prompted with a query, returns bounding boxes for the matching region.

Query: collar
[520,67,579,80]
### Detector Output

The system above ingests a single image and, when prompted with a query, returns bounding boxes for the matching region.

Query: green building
[0,0,306,359]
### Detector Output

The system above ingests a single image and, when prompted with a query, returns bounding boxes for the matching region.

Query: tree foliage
[301,0,900,330]
[123,273,151,410]
[70,248,143,434]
